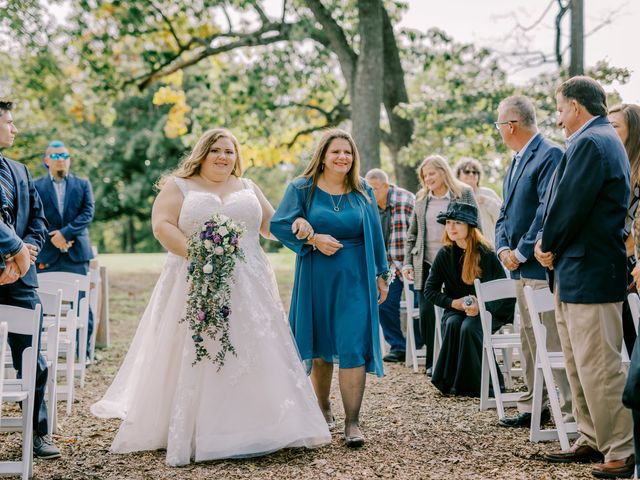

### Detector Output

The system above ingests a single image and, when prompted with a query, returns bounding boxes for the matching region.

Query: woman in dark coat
[424,202,514,397]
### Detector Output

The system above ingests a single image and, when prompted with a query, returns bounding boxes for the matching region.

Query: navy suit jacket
[540,116,630,303]
[34,173,94,266]
[0,158,48,288]
[495,133,562,280]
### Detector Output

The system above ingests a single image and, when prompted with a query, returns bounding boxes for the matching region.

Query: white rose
[218,226,229,236]
[202,263,213,274]
[214,246,225,255]
[204,239,213,250]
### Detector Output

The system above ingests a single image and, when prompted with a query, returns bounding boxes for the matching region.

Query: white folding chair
[88,264,101,361]
[38,272,90,388]
[37,279,79,415]
[403,281,426,373]
[475,278,521,418]
[432,306,444,366]
[0,322,7,421]
[37,290,62,436]
[0,304,42,480]
[523,285,578,450]
[628,292,640,335]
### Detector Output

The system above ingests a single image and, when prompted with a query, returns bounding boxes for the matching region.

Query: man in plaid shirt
[366,169,415,362]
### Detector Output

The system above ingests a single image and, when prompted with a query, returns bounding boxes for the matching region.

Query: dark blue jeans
[379,276,405,353]
[0,283,49,436]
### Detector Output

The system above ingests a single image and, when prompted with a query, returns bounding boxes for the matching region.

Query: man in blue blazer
[35,140,95,357]
[536,76,634,478]
[0,100,61,458]
[494,95,572,430]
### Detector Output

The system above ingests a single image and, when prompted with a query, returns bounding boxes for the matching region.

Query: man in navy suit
[35,140,95,358]
[494,95,572,429]
[536,76,634,478]
[0,100,61,458]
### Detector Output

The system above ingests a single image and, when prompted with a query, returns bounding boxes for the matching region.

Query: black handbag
[623,334,640,410]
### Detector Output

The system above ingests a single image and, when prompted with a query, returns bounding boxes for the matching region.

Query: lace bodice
[175,177,262,251]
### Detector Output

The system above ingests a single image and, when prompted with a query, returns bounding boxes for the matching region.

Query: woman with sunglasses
[455,157,502,246]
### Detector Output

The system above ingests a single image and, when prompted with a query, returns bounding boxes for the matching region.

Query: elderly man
[35,140,95,358]
[536,76,634,478]
[494,95,572,430]
[0,100,61,458]
[365,168,415,362]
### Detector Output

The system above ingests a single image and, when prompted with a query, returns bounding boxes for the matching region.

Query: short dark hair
[0,101,13,115]
[556,76,607,117]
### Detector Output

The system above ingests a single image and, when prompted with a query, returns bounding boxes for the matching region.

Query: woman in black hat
[424,202,515,396]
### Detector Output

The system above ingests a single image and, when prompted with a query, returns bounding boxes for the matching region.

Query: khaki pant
[515,278,572,419]
[554,289,633,461]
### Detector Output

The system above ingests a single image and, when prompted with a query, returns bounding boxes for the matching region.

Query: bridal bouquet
[183,214,246,368]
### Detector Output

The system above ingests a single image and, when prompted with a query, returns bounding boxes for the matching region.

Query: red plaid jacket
[385,184,415,274]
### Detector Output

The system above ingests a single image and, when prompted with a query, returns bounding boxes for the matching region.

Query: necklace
[329,192,344,212]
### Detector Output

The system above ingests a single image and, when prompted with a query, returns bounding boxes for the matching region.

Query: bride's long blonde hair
[156,128,243,189]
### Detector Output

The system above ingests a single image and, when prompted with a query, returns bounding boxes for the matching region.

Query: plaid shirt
[383,184,415,273]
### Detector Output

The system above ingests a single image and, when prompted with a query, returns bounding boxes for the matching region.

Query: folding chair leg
[480,348,493,410]
[488,348,505,418]
[529,364,544,442]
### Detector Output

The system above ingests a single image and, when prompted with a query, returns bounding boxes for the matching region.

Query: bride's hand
[312,234,343,256]
[292,217,314,240]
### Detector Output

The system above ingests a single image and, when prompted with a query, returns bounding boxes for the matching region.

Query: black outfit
[424,243,515,397]
[623,333,640,475]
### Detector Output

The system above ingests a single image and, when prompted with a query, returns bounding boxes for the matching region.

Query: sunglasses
[48,152,70,161]
[462,169,480,175]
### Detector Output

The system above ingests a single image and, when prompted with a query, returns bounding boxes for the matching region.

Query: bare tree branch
[131,23,293,89]
[276,100,351,148]
[221,5,233,32]
[253,3,270,25]
[302,0,357,92]
[517,0,556,32]
[150,1,184,51]
[555,0,570,66]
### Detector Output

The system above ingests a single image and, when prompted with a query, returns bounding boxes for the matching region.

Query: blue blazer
[34,173,95,266]
[495,133,562,280]
[540,117,630,303]
[0,158,48,288]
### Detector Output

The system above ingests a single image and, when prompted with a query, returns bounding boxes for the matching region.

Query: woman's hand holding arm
[311,234,343,256]
[377,275,389,304]
[292,217,314,240]
[151,178,188,258]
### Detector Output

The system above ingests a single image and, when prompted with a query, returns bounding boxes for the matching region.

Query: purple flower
[198,310,206,322]
[213,233,222,244]
[230,235,238,246]
[205,228,214,240]
[221,305,231,317]
[199,231,206,240]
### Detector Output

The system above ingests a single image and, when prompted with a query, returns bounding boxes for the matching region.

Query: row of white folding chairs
[0,304,43,480]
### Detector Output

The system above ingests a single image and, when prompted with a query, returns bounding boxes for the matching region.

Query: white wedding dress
[91,177,331,466]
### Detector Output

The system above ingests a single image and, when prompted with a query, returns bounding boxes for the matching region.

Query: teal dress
[271,177,388,377]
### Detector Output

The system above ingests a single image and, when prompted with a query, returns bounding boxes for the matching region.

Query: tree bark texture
[569,0,584,76]
[351,0,384,173]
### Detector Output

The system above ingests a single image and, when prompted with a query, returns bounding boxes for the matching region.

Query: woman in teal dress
[271,129,389,448]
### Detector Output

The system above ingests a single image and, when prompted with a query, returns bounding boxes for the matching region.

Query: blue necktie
[0,156,16,226]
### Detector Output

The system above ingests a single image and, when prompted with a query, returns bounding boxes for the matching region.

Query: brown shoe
[591,455,635,479]
[544,444,604,464]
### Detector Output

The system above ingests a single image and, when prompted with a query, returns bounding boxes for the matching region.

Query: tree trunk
[351,0,383,173]
[126,215,136,253]
[569,0,584,76]
[381,7,417,191]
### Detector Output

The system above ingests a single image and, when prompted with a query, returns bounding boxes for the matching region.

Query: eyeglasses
[48,152,70,160]
[494,120,518,130]
[462,169,480,176]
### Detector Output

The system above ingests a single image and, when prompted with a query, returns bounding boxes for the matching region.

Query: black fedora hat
[436,202,480,228]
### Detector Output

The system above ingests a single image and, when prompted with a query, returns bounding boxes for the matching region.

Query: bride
[91,128,331,466]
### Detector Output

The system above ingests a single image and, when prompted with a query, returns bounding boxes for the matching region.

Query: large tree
[67,0,417,186]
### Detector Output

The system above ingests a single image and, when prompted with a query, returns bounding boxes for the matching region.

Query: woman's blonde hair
[300,128,368,203]
[157,128,243,188]
[416,155,465,201]
[442,225,493,285]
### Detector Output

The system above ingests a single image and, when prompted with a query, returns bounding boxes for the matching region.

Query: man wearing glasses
[494,95,573,430]
[35,141,95,357]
